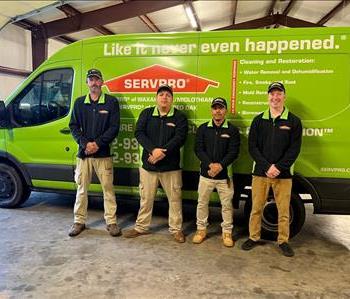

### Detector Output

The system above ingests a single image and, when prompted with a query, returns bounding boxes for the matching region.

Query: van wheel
[0,163,31,208]
[244,192,305,240]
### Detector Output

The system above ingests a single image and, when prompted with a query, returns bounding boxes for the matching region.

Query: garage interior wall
[0,24,65,100]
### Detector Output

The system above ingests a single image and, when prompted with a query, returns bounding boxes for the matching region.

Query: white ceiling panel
[147,5,193,32]
[1,0,350,41]
[289,0,343,24]
[325,4,350,27]
[68,1,123,13]
[235,0,270,24]
[193,1,233,31]
[0,1,56,27]
[66,28,103,40]
[105,17,152,34]
[28,10,66,23]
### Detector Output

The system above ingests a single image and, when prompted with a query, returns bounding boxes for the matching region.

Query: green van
[1,27,349,239]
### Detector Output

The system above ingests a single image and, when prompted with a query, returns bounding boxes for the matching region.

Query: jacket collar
[84,93,105,104]
[152,106,175,117]
[207,119,228,128]
[262,106,289,120]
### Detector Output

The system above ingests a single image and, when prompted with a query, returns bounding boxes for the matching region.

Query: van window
[12,68,73,127]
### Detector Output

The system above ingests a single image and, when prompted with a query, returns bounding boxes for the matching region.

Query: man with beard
[68,69,120,237]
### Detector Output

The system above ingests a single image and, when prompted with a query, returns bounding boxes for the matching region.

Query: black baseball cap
[157,84,173,96]
[268,82,285,93]
[211,97,227,108]
[87,69,103,80]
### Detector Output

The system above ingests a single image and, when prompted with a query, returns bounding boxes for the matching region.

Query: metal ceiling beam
[0,66,31,77]
[216,15,275,30]
[121,0,161,33]
[267,0,278,15]
[186,0,201,31]
[215,14,322,30]
[139,15,161,32]
[317,0,350,25]
[57,4,114,35]
[232,0,238,25]
[40,0,185,38]
[14,20,76,44]
[31,34,47,70]
[277,14,323,28]
[282,0,297,16]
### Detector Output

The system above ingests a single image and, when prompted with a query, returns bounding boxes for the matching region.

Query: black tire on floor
[243,192,306,240]
[0,163,31,208]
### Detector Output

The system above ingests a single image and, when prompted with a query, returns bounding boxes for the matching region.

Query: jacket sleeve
[220,126,240,167]
[194,124,212,169]
[275,118,302,171]
[163,112,188,152]
[69,99,88,148]
[135,109,156,153]
[248,117,271,172]
[95,97,120,147]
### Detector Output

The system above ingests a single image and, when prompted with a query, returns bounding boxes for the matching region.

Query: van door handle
[60,127,71,135]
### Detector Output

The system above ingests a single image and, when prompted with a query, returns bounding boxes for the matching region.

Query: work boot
[106,224,122,237]
[192,229,207,244]
[123,228,150,238]
[241,238,259,251]
[279,242,295,257]
[68,223,85,237]
[173,231,185,243]
[222,232,235,247]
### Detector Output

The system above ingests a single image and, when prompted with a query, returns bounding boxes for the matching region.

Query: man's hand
[148,148,167,164]
[85,142,99,155]
[266,164,280,178]
[207,163,223,178]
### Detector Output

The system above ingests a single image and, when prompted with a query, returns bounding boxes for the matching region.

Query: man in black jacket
[68,69,120,237]
[193,97,240,247]
[123,85,188,243]
[241,82,302,257]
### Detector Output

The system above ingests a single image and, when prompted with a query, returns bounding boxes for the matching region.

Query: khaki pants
[73,157,117,225]
[135,167,183,233]
[196,175,234,233]
[249,176,292,244]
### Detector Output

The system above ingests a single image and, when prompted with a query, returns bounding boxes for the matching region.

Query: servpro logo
[104,64,219,93]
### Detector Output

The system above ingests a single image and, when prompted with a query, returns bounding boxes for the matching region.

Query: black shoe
[241,238,259,251]
[279,242,295,257]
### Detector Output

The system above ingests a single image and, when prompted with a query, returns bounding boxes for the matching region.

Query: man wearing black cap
[193,97,240,247]
[123,84,188,243]
[68,69,121,237]
[241,82,302,257]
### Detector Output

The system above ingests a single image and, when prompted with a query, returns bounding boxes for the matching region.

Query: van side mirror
[0,101,9,128]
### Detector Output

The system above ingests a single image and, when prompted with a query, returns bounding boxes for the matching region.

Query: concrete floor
[0,192,349,299]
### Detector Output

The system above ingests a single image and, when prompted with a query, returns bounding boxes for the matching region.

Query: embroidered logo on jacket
[279,125,291,130]
[99,110,109,114]
[220,134,230,138]
[166,122,176,127]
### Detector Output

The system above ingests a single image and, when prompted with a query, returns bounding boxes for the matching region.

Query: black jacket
[135,106,188,172]
[195,120,240,180]
[248,107,302,178]
[69,93,120,159]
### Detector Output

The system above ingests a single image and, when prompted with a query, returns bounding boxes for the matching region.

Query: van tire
[243,192,306,240]
[0,163,31,208]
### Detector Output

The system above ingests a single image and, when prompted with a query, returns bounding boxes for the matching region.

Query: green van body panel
[1,27,350,213]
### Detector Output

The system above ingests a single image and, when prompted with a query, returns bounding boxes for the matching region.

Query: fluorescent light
[184,4,198,30]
